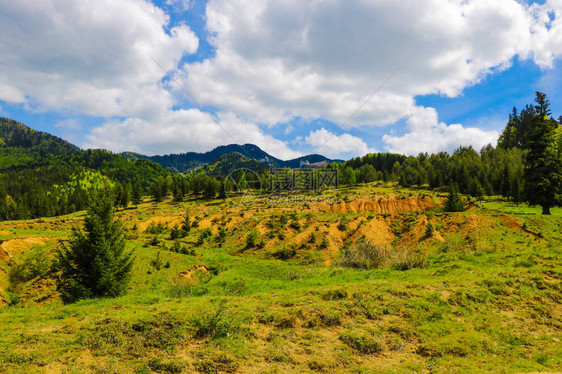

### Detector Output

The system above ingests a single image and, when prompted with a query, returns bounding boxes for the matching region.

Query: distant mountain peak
[122,143,342,174]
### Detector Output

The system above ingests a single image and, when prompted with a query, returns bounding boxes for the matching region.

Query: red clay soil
[311,196,443,214]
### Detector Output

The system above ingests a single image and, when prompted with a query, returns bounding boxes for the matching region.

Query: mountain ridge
[121,144,343,173]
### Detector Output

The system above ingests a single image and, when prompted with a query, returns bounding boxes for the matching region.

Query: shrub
[424,222,434,239]
[145,222,166,234]
[389,247,428,270]
[273,246,296,260]
[339,332,383,354]
[8,249,51,287]
[151,251,163,271]
[289,220,301,230]
[180,246,196,256]
[170,241,181,253]
[246,230,260,249]
[169,224,181,240]
[308,232,316,243]
[148,236,161,246]
[215,227,227,243]
[196,228,212,245]
[336,241,388,269]
[337,220,348,231]
[320,237,329,248]
[191,301,238,339]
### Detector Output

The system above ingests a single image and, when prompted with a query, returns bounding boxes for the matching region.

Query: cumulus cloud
[84,110,302,159]
[165,0,193,13]
[2,0,562,157]
[0,0,198,118]
[382,107,499,155]
[304,128,377,158]
[180,0,560,128]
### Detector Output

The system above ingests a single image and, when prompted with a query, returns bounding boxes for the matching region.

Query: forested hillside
[0,120,174,220]
[0,117,79,169]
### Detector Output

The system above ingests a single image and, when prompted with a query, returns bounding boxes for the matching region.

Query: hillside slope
[0,118,79,170]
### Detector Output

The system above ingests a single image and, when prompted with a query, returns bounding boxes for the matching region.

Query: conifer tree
[523,92,562,215]
[131,182,142,206]
[443,184,466,212]
[56,192,134,303]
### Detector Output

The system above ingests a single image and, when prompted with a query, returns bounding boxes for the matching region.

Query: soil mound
[312,196,442,214]
[0,237,47,258]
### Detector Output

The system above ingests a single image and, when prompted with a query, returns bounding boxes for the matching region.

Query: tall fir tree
[131,182,142,207]
[443,184,466,212]
[523,92,562,215]
[56,192,134,303]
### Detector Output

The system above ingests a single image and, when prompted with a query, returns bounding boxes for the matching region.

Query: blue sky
[1,0,561,159]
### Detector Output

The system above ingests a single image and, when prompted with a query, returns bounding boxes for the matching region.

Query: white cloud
[304,128,377,158]
[165,0,193,13]
[179,0,560,129]
[84,109,302,159]
[2,0,562,158]
[0,0,198,118]
[382,107,499,155]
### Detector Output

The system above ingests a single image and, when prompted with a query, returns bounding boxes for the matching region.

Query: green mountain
[0,119,174,221]
[0,117,80,170]
[196,152,270,179]
[122,144,342,173]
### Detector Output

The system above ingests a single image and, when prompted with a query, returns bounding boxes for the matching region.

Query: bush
[196,228,212,245]
[336,241,388,269]
[273,246,296,260]
[339,332,383,354]
[246,230,260,249]
[170,241,181,253]
[289,220,301,230]
[308,232,316,244]
[389,247,428,270]
[191,301,238,339]
[215,227,227,243]
[151,251,163,271]
[145,222,166,234]
[337,220,348,231]
[424,222,434,239]
[169,225,181,240]
[180,245,196,256]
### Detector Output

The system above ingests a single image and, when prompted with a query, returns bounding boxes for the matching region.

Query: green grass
[0,193,561,373]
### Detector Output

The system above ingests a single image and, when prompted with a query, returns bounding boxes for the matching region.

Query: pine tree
[203,177,219,200]
[131,182,142,207]
[56,193,134,304]
[151,177,164,202]
[343,166,356,186]
[119,183,130,209]
[172,180,184,202]
[523,92,562,215]
[500,165,511,199]
[443,184,466,212]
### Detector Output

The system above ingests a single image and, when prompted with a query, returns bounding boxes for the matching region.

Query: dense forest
[1,92,561,221]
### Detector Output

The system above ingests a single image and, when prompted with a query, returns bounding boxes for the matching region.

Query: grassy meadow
[0,184,560,373]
